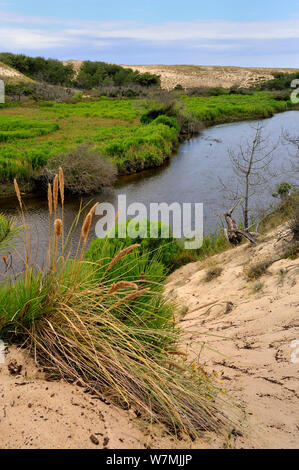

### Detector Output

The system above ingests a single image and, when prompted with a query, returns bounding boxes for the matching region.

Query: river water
[1,110,298,269]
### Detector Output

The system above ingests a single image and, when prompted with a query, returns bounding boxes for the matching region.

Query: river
[1,110,298,269]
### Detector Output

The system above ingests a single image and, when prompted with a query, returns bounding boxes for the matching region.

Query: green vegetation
[281,245,299,260]
[0,115,59,142]
[0,176,236,439]
[75,61,160,89]
[252,281,264,293]
[0,89,295,194]
[204,266,223,282]
[86,218,182,272]
[181,92,290,123]
[0,53,160,90]
[245,260,272,281]
[39,144,117,194]
[259,71,299,91]
[0,53,75,86]
[272,182,293,200]
[0,212,21,255]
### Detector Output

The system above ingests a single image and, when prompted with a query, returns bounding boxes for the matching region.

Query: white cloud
[0,9,299,52]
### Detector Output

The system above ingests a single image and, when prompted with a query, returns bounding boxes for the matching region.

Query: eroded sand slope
[167,224,299,448]
[1,225,298,448]
[122,65,299,90]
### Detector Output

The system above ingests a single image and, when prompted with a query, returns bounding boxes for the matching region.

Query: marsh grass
[0,171,240,439]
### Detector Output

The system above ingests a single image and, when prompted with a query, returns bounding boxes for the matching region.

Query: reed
[59,167,64,248]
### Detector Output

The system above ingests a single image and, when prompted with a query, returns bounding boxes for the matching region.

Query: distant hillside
[0,54,160,89]
[122,64,299,90]
[0,60,32,84]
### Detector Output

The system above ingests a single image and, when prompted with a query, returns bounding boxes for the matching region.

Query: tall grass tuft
[0,176,240,440]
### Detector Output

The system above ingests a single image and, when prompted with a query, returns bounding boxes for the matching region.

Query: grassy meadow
[181,91,290,123]
[0,91,294,195]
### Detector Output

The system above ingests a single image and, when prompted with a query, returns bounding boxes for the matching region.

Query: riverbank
[1,222,298,449]
[0,92,296,198]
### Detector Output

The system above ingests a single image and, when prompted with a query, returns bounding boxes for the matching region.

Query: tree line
[0,53,160,89]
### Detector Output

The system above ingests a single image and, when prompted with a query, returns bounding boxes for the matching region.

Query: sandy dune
[0,61,32,84]
[62,61,299,90]
[122,65,299,90]
[167,224,299,448]
[1,225,298,449]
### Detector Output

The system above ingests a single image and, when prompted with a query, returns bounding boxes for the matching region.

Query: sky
[0,0,299,67]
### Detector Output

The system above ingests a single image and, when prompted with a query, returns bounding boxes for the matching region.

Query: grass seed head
[107,244,140,271]
[48,183,53,216]
[59,167,64,205]
[108,281,138,294]
[13,179,22,209]
[88,202,99,218]
[81,213,92,241]
[53,175,59,212]
[54,218,63,238]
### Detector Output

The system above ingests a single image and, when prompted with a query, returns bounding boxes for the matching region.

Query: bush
[0,53,75,86]
[245,260,272,281]
[151,115,179,131]
[85,218,183,271]
[259,72,299,91]
[38,144,117,194]
[204,266,223,282]
[74,61,160,90]
[272,182,292,200]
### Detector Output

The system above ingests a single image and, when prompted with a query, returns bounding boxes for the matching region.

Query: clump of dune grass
[204,266,223,282]
[0,173,240,439]
[281,244,299,260]
[252,281,264,293]
[244,259,272,281]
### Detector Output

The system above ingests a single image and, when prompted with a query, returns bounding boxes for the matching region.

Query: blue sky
[1,0,299,66]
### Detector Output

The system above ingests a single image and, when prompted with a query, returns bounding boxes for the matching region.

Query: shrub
[245,260,272,281]
[85,218,183,271]
[272,182,292,200]
[74,61,160,89]
[0,53,75,86]
[281,245,299,260]
[151,115,179,131]
[252,282,264,293]
[259,71,299,91]
[204,266,223,282]
[38,144,117,194]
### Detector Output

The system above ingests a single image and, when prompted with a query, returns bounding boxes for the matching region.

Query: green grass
[0,177,238,439]
[0,91,293,190]
[181,92,289,123]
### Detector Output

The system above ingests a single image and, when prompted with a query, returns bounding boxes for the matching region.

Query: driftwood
[217,200,258,246]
